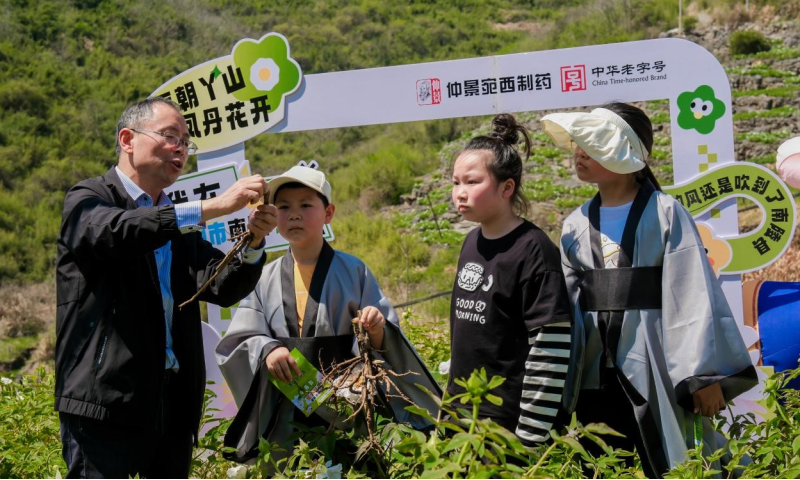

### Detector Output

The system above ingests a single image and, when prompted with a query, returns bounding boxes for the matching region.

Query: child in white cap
[216,165,440,466]
[543,102,757,477]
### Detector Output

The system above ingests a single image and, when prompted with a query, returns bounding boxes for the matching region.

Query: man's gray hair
[116,97,182,156]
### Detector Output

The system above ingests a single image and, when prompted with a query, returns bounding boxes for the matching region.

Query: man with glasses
[55,97,277,478]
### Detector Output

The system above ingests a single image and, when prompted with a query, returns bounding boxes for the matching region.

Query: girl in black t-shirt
[448,114,573,446]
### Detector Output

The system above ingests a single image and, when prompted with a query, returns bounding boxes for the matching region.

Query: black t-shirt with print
[446,220,572,430]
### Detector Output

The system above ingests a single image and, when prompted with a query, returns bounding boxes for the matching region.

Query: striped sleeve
[515,321,571,445]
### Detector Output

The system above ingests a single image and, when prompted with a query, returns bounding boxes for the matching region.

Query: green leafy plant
[0,369,64,478]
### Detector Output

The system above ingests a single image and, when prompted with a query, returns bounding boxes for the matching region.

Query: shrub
[0,282,55,339]
[730,30,772,56]
[682,15,698,32]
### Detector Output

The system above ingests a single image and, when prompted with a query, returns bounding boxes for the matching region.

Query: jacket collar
[103,166,138,210]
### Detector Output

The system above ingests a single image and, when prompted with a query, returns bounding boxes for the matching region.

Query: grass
[726,66,798,78]
[531,146,565,160]
[748,154,777,165]
[732,106,800,121]
[733,85,800,98]
[735,130,794,144]
[0,335,38,365]
[653,135,671,147]
[649,111,670,125]
[523,177,596,205]
[733,45,800,61]
[651,148,671,161]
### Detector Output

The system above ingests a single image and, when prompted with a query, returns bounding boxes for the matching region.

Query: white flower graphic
[249,58,281,91]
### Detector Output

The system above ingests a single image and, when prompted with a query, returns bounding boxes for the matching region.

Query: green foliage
[735,44,800,61]
[9,363,800,478]
[189,385,240,479]
[749,154,777,165]
[0,369,64,478]
[0,335,39,365]
[401,309,450,386]
[729,30,772,56]
[732,106,800,121]
[733,85,800,98]
[726,65,797,78]
[735,129,794,145]
[664,363,800,479]
[649,111,670,125]
[523,177,597,210]
[682,15,698,32]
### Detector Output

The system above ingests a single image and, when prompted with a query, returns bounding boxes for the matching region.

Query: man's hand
[201,175,267,222]
[247,203,277,247]
[693,382,726,417]
[266,346,301,383]
[359,306,386,350]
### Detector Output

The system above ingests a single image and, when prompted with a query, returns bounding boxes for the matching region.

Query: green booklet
[269,348,334,416]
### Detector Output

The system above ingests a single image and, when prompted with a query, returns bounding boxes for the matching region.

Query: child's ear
[501,179,516,199]
[325,204,335,223]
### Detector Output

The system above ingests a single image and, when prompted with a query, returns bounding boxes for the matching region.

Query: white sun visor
[540,108,648,174]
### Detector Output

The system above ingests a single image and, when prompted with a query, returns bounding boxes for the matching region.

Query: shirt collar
[115,166,171,206]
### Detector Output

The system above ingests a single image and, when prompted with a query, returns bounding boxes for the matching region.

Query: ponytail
[635,164,662,191]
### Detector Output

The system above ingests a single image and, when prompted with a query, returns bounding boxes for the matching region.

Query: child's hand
[359,307,386,349]
[359,307,386,334]
[266,346,301,383]
[692,382,726,416]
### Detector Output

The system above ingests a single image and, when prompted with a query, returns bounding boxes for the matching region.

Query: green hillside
[0,0,733,283]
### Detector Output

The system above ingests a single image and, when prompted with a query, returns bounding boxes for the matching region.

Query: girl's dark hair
[600,102,662,191]
[461,113,532,216]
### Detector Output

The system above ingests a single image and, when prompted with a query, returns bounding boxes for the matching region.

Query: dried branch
[178,230,254,310]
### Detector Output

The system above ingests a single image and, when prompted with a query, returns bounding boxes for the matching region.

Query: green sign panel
[663,163,796,273]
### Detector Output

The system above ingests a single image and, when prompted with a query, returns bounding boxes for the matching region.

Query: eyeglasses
[131,128,198,155]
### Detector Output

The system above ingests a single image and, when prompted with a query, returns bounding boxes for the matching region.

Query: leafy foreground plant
[0,368,64,479]
[6,363,800,478]
[244,368,641,478]
[667,363,800,479]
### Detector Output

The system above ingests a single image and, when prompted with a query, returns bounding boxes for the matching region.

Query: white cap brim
[540,109,648,174]
[267,166,332,204]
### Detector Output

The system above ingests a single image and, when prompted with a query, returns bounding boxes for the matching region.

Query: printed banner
[152,33,302,154]
[663,163,797,273]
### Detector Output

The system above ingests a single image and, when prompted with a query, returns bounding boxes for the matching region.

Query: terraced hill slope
[1,10,798,375]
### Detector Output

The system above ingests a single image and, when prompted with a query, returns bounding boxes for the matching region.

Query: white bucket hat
[777,136,800,189]
[267,165,332,204]
[540,108,649,174]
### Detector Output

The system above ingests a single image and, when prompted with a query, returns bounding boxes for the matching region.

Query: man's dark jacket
[55,167,265,439]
